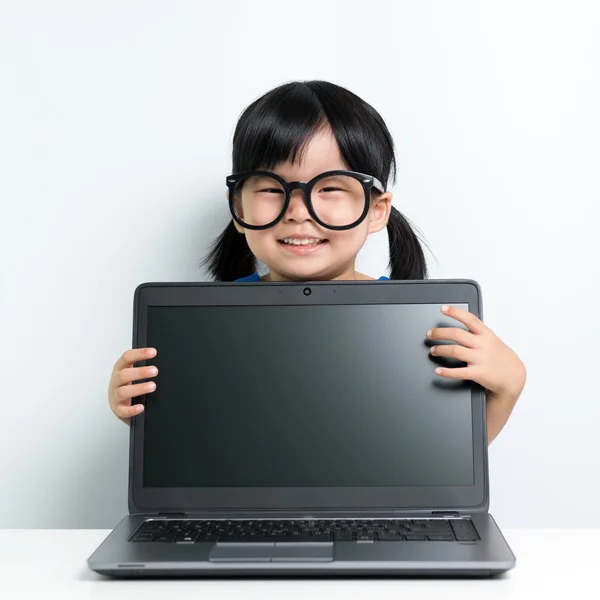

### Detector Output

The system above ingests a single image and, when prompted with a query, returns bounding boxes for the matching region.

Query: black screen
[142,303,474,488]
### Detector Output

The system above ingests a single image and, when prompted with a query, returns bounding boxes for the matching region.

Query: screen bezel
[128,280,489,514]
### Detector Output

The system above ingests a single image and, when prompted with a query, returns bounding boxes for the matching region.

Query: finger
[115,402,145,420]
[440,305,486,335]
[427,327,478,349]
[430,344,476,363]
[434,366,474,380]
[114,347,157,372]
[116,381,156,402]
[117,365,159,386]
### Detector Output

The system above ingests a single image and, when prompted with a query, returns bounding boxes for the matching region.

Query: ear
[367,191,392,234]
[226,189,246,234]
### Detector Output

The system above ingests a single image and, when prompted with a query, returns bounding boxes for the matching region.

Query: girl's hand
[426,305,526,400]
[108,348,158,425]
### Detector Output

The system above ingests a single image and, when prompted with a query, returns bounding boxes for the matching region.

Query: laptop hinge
[153,511,467,518]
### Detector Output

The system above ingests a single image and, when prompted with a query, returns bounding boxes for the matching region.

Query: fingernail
[136,404,144,412]
[149,367,158,375]
[426,330,432,338]
[435,367,442,374]
[430,346,436,354]
[147,348,156,356]
[441,305,449,312]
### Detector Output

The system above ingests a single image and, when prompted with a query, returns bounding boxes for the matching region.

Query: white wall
[1,0,598,529]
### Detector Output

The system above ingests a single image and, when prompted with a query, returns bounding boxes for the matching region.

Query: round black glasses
[225,170,385,231]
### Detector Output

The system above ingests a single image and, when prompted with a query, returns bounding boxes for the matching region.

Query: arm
[427,305,527,446]
[486,390,522,445]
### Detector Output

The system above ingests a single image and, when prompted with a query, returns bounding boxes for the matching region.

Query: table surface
[1,528,598,599]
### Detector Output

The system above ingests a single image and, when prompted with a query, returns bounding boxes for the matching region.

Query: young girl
[108,80,526,444]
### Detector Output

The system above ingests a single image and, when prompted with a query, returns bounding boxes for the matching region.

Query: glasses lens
[232,174,285,227]
[311,174,366,227]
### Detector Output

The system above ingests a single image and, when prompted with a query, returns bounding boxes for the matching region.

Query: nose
[283,188,312,222]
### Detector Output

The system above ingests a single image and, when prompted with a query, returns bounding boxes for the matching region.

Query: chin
[276,262,338,282]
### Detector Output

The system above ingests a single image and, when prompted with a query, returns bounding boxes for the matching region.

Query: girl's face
[230,127,392,281]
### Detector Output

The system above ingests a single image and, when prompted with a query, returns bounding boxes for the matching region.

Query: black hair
[202,80,430,281]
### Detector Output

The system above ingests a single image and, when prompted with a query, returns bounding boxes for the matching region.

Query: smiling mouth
[278,238,327,246]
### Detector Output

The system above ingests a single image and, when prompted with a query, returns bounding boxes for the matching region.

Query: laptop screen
[142,303,474,488]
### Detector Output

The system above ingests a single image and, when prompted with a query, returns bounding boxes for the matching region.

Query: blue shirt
[235,272,390,282]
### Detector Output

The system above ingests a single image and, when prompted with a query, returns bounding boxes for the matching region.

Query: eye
[258,188,284,194]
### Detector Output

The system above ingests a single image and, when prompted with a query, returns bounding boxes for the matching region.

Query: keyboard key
[175,531,198,543]
[153,532,179,543]
[378,532,404,541]
[450,520,480,541]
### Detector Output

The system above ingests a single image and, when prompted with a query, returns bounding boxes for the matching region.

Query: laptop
[87,278,516,577]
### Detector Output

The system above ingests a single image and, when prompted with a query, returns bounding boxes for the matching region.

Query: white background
[1,0,598,529]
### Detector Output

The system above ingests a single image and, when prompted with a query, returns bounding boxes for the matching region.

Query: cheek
[328,225,369,250]
[244,231,274,259]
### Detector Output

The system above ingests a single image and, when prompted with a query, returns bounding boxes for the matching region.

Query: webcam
[303,287,312,296]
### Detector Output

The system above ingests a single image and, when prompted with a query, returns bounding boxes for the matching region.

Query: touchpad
[209,542,273,562]
[272,542,334,562]
[209,542,333,563]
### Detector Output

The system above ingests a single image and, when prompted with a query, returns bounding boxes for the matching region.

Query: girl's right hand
[109,347,158,425]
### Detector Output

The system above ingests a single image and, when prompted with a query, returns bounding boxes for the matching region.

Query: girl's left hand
[426,305,527,400]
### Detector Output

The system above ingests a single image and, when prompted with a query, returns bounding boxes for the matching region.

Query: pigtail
[386,206,428,280]
[202,221,257,281]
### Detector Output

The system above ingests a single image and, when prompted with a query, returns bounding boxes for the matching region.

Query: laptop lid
[128,279,488,515]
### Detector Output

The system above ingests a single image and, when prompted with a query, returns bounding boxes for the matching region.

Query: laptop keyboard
[131,518,479,543]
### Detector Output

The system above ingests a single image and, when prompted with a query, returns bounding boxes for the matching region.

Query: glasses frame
[225,169,386,231]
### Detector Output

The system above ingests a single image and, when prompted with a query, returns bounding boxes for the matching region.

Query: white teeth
[281,238,324,246]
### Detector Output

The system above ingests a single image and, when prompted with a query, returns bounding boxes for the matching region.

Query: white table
[0,529,597,599]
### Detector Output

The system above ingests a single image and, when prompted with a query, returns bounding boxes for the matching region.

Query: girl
[108,80,526,444]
